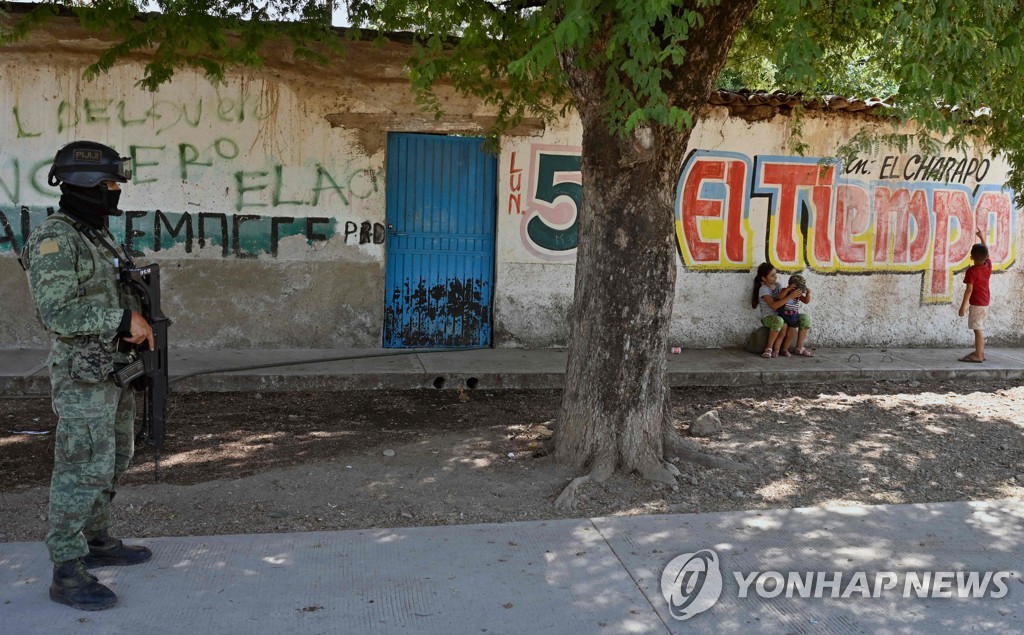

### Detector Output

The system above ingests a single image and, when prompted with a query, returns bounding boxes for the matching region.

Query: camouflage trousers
[45,361,135,563]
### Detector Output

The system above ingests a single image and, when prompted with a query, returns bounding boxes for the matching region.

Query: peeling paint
[383,278,490,347]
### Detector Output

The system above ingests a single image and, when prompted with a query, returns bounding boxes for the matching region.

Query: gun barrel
[142,320,169,448]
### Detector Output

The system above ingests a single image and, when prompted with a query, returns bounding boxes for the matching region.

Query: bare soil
[1,380,1022,543]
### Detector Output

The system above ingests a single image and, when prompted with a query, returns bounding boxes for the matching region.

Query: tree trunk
[553,116,684,484]
[553,1,758,497]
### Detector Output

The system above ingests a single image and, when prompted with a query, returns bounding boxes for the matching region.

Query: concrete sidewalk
[3,346,1024,394]
[1,500,1021,634]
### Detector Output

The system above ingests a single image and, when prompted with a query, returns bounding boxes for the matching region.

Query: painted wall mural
[676,150,1017,303]
[507,144,581,261]
[507,143,1018,304]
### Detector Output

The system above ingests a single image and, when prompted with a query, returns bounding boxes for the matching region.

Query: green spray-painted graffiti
[14,90,267,138]
[0,206,353,258]
[0,153,383,210]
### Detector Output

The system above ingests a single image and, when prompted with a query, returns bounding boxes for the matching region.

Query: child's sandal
[762,348,773,359]
[796,347,814,357]
[780,350,791,358]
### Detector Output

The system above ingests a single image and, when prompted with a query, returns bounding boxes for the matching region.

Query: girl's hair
[751,262,774,308]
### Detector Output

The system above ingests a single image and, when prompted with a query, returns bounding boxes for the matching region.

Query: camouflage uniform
[22,213,141,564]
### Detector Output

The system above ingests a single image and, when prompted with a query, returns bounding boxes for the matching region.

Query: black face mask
[102,187,122,215]
[59,184,123,228]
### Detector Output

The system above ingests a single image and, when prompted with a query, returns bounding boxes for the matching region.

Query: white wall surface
[497,109,1023,348]
[3,29,1021,350]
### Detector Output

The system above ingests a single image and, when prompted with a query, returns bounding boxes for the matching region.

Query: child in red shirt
[958,229,991,363]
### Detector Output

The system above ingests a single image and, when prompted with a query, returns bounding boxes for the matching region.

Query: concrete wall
[0,60,388,348]
[2,23,1021,350]
[1,24,526,349]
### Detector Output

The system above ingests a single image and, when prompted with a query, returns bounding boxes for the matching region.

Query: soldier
[21,141,155,611]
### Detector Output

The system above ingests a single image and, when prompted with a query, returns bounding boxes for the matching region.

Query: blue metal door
[383,133,497,348]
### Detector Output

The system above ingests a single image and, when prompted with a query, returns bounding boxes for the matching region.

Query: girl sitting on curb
[779,274,814,357]
[751,262,803,358]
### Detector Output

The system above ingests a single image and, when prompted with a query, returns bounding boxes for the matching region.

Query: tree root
[638,455,678,485]
[664,427,750,471]
[554,475,590,512]
[554,458,614,512]
[551,414,750,512]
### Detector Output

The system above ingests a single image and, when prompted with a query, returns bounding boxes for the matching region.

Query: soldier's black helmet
[47,141,132,188]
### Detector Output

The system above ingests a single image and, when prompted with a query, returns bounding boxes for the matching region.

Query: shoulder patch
[38,239,60,255]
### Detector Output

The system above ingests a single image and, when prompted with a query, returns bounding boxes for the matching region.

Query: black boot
[82,529,153,567]
[50,558,118,611]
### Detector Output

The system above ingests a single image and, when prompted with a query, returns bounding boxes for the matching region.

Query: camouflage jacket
[21,212,140,370]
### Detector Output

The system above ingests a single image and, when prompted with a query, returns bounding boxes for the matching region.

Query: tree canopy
[6,1,1024,186]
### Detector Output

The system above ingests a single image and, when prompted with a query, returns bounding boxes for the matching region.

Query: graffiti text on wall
[6,89,383,210]
[507,144,1016,300]
[13,90,267,137]
[509,145,581,261]
[0,152,380,212]
[0,207,387,257]
[675,151,1018,303]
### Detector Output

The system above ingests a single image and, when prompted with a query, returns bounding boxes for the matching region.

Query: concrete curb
[3,347,1024,395]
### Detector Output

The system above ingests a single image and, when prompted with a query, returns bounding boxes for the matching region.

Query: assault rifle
[115,263,170,480]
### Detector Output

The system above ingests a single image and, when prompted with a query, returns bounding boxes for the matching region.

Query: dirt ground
[1,379,1022,543]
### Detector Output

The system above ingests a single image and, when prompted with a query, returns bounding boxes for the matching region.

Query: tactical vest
[29,213,142,367]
